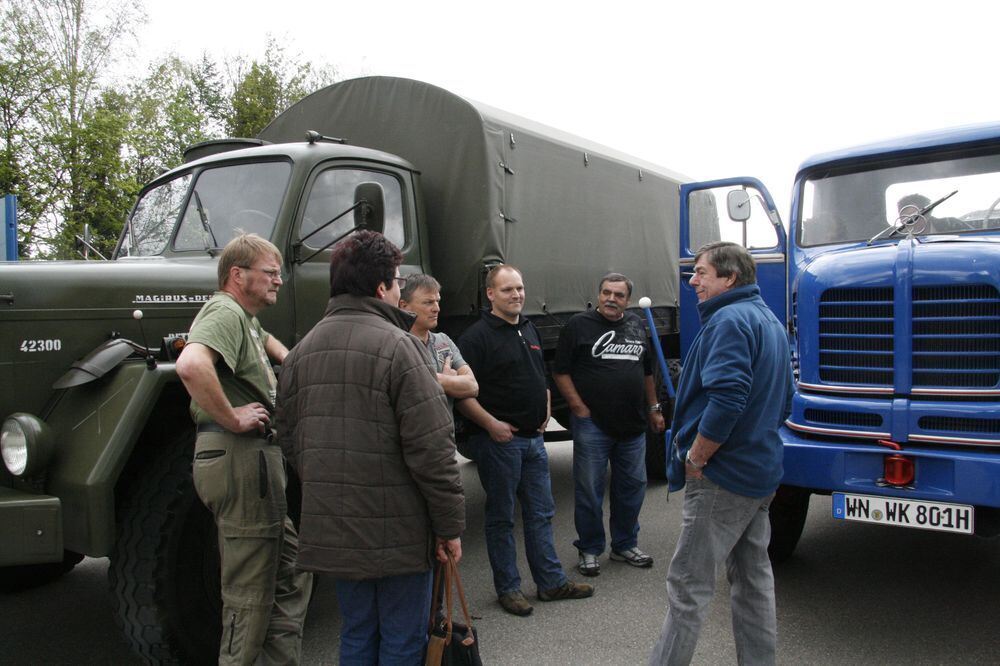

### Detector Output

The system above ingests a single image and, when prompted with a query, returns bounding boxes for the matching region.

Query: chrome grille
[818,287,894,385]
[817,284,1000,389]
[912,285,1000,388]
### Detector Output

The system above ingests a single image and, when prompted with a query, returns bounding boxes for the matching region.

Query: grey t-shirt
[422,330,466,413]
[423,330,466,374]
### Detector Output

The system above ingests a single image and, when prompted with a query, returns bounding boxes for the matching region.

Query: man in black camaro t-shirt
[553,272,665,578]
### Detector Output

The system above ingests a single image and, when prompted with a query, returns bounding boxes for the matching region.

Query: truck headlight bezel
[1,413,54,477]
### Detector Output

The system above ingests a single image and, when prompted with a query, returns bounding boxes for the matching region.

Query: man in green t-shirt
[176,234,312,665]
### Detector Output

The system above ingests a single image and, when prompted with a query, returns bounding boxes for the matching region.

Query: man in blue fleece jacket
[650,242,793,666]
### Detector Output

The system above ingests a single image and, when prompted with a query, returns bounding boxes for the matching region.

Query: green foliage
[61,89,138,258]
[0,0,57,256]
[129,56,214,184]
[227,61,281,138]
[226,38,337,137]
[1,5,338,259]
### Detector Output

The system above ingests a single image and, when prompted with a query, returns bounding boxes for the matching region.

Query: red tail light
[884,454,914,486]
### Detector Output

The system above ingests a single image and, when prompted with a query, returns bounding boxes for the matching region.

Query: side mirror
[727,189,752,223]
[354,182,385,235]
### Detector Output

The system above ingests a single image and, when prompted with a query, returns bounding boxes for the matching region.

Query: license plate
[832,493,974,535]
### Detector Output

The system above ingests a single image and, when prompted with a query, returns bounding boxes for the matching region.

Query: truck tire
[767,485,810,564]
[109,428,221,664]
[0,550,84,593]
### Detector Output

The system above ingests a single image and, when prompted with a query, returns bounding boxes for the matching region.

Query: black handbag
[425,552,482,666]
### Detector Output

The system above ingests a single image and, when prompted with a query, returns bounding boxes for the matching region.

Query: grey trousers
[193,431,314,665]
[650,477,776,666]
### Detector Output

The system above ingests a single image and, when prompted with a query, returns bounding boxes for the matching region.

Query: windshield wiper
[868,190,958,245]
[192,190,220,255]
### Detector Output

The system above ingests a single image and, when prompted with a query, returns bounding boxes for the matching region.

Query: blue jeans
[571,415,648,555]
[470,432,566,596]
[649,477,776,666]
[334,570,433,665]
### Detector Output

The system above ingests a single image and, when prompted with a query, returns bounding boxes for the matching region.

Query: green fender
[43,359,186,556]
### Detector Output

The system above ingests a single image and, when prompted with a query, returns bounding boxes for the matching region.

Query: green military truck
[0,76,694,663]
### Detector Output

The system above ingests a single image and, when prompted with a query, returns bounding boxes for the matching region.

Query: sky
[135,0,1000,221]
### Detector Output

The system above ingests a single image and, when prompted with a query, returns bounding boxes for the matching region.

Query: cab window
[299,168,405,249]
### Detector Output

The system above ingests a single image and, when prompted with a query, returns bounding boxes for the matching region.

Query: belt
[196,421,273,440]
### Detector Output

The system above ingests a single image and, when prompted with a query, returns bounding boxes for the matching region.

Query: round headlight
[1,414,53,477]
[1,418,28,475]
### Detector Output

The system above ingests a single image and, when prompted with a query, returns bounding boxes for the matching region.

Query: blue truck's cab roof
[797,122,1000,176]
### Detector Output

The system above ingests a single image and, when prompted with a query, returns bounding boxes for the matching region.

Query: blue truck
[683,124,1000,561]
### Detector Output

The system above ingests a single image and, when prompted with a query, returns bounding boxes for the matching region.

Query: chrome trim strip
[785,420,889,439]
[787,422,1000,447]
[909,434,1000,446]
[911,387,1000,396]
[798,382,894,395]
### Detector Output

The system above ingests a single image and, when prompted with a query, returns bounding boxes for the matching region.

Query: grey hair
[399,274,441,302]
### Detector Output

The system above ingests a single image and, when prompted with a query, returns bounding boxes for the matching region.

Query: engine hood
[798,236,1000,295]
[0,257,218,417]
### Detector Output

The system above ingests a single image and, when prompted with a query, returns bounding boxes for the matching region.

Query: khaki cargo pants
[193,430,313,665]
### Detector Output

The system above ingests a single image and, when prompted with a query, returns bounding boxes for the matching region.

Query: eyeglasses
[240,266,284,281]
[393,276,407,288]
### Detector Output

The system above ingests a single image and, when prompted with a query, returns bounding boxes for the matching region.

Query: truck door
[288,164,411,343]
[679,178,787,357]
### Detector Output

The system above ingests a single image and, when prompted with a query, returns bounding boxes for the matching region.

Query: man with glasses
[176,233,312,665]
[276,231,464,663]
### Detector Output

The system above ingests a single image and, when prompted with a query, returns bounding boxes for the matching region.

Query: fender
[43,360,185,556]
[52,338,143,389]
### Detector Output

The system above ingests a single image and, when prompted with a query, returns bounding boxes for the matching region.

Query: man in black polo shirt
[553,272,665,578]
[458,264,594,617]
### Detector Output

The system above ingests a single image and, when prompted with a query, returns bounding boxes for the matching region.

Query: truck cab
[772,124,1000,560]
[0,137,421,660]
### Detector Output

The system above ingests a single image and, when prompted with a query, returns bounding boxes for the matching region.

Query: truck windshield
[798,151,1000,246]
[117,161,291,257]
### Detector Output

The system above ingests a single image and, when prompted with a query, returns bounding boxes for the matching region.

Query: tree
[0,0,145,257]
[35,0,145,256]
[0,1,57,256]
[0,5,336,258]
[63,88,138,258]
[189,53,227,137]
[226,37,337,137]
[128,56,213,186]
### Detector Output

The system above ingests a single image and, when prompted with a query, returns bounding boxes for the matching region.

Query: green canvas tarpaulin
[260,76,686,318]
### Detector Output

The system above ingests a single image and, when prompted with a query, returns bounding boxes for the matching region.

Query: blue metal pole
[642,305,675,401]
[640,300,678,486]
[4,195,17,260]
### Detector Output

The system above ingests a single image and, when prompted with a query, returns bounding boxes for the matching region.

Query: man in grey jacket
[276,230,465,664]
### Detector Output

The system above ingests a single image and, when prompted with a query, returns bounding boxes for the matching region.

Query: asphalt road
[3,440,1000,664]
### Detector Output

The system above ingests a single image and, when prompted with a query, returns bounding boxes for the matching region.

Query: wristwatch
[648,403,662,413]
[685,450,706,470]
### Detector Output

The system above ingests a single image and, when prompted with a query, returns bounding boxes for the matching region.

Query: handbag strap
[446,552,475,634]
[429,557,455,639]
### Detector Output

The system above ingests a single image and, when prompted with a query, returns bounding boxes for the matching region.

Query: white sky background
[135,0,1000,222]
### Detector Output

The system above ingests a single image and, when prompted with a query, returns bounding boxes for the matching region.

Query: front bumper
[779,425,1000,508]
[0,486,63,566]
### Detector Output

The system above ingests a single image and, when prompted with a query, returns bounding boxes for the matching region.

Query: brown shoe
[537,580,595,602]
[498,590,534,616]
